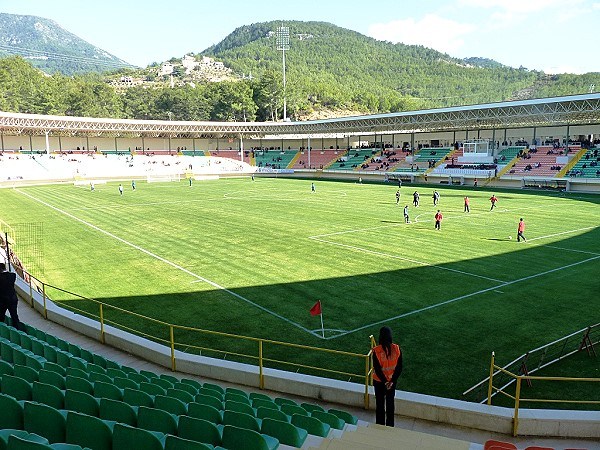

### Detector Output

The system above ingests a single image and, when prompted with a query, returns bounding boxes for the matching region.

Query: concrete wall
[12,276,600,439]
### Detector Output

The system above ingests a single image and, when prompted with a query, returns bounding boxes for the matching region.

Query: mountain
[462,57,506,69]
[0,13,133,75]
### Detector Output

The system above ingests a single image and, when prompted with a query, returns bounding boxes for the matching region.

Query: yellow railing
[20,270,375,408]
[486,352,600,436]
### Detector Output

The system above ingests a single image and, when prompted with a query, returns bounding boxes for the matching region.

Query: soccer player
[90,182,95,192]
[118,184,123,196]
[517,218,527,242]
[464,196,470,213]
[396,190,400,205]
[131,180,136,190]
[311,182,316,193]
[434,210,443,230]
[432,190,440,206]
[403,205,410,223]
[489,194,498,211]
[413,191,419,207]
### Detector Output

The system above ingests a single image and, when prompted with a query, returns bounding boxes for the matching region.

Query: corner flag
[310,300,322,316]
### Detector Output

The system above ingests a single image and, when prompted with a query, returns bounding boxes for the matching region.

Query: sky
[1,0,599,74]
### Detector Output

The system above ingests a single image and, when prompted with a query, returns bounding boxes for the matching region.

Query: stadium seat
[225,399,256,417]
[171,382,198,396]
[177,415,222,447]
[106,368,127,380]
[151,378,173,390]
[300,401,325,414]
[64,368,88,381]
[261,417,308,448]
[256,407,288,423]
[13,365,38,384]
[69,358,87,372]
[2,374,33,401]
[222,409,261,432]
[98,398,137,427]
[112,423,164,450]
[311,410,345,430]
[64,390,99,416]
[524,447,555,450]
[195,393,223,410]
[23,401,67,444]
[291,413,330,437]
[93,381,123,401]
[65,376,93,395]
[126,373,148,385]
[164,434,212,450]
[0,392,24,429]
[328,408,358,425]
[139,370,158,380]
[166,387,194,404]
[159,373,179,385]
[65,412,113,450]
[225,391,250,405]
[5,434,53,450]
[136,406,178,435]
[138,381,166,397]
[84,363,105,376]
[220,424,279,450]
[112,377,138,391]
[484,440,518,450]
[122,388,154,408]
[0,359,13,376]
[154,394,187,416]
[225,387,248,398]
[249,392,272,403]
[88,372,112,384]
[92,354,108,369]
[32,381,65,409]
[38,370,65,390]
[202,383,224,396]
[198,387,223,401]
[187,402,223,424]
[280,403,308,418]
[252,398,278,411]
[180,378,202,392]
[41,363,65,377]
[0,341,15,363]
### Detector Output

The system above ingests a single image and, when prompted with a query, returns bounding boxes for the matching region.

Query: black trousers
[374,380,396,426]
[0,300,20,331]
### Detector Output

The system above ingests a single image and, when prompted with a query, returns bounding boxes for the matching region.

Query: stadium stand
[290,150,341,170]
[327,149,377,171]
[567,147,600,178]
[253,150,298,169]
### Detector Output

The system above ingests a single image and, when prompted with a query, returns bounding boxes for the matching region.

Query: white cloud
[459,0,582,14]
[593,2,600,8]
[367,14,476,55]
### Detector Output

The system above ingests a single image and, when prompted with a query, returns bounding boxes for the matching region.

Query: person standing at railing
[0,262,20,330]
[372,326,403,426]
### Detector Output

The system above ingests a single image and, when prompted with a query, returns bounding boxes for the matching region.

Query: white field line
[541,245,600,256]
[526,226,596,242]
[17,189,319,337]
[308,237,506,283]
[326,254,600,340]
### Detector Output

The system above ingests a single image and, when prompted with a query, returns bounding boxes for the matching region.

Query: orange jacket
[372,344,401,382]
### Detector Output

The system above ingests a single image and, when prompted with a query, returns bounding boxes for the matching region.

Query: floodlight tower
[276,25,290,121]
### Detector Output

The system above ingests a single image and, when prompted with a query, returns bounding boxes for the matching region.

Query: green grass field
[1,178,598,401]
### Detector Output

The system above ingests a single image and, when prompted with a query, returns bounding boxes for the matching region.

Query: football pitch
[1,178,598,399]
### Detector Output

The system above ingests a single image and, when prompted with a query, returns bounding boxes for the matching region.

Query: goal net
[146,173,181,183]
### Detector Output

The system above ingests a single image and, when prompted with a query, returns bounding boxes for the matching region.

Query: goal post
[146,173,181,183]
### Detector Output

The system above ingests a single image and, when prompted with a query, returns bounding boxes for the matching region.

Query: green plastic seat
[225,400,256,417]
[252,398,278,411]
[151,378,173,390]
[88,372,112,384]
[54,351,71,368]
[202,383,224,396]
[23,401,67,444]
[65,376,93,395]
[5,434,51,450]
[13,365,39,384]
[105,368,127,380]
[164,434,213,450]
[104,360,121,371]
[256,407,288,423]
[328,408,358,425]
[177,415,222,447]
[171,382,198,396]
[0,430,34,450]
[12,348,28,366]
[78,349,94,364]
[0,341,15,363]
[222,410,261,433]
[65,411,113,450]
[311,410,345,430]
[291,413,330,437]
[41,362,65,377]
[112,423,164,450]
[98,398,137,427]
[92,354,108,369]
[67,344,81,358]
[261,417,307,448]
[300,402,325,414]
[224,392,250,405]
[32,382,65,410]
[180,378,202,392]
[159,373,179,384]
[0,392,24,429]
[64,368,88,381]
[44,335,58,348]
[166,387,194,404]
[84,363,105,375]
[138,370,158,380]
[69,358,87,371]
[113,377,138,390]
[280,404,308,418]
[24,355,46,373]
[138,382,166,397]
[2,374,33,401]
[29,340,46,359]
[137,406,178,435]
[64,389,99,416]
[0,359,13,376]
[93,381,123,401]
[154,394,187,416]
[125,373,148,385]
[122,388,154,408]
[38,370,65,390]
[221,424,279,450]
[187,402,223,424]
[195,393,223,411]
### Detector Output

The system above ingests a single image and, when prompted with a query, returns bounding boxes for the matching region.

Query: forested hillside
[0,20,598,121]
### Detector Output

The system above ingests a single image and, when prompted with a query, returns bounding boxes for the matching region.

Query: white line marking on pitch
[541,244,600,256]
[527,226,596,242]
[326,254,600,340]
[493,290,504,294]
[309,236,506,283]
[17,189,320,338]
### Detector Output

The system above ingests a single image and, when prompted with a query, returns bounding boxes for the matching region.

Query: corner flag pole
[319,307,325,338]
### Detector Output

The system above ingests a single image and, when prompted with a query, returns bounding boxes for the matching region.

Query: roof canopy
[1,94,599,139]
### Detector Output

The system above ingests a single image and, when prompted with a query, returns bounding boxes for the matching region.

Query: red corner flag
[310,300,322,316]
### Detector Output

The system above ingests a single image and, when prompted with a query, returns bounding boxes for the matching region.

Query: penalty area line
[16,189,320,338]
